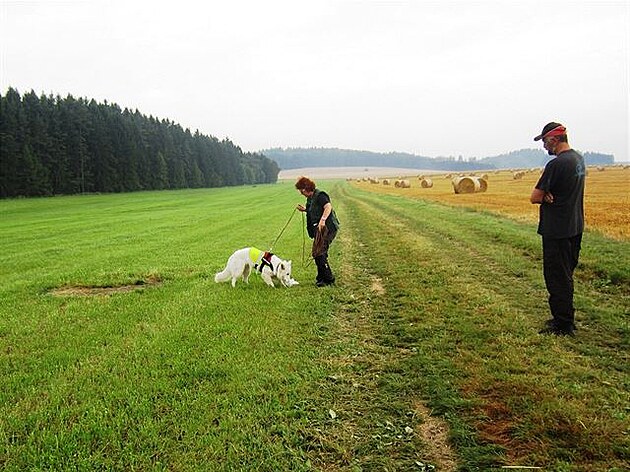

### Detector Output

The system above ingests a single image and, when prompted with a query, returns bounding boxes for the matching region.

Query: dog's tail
[214,266,231,283]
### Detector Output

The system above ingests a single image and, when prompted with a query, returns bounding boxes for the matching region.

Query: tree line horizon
[261,146,614,171]
[0,88,279,198]
[1,87,614,198]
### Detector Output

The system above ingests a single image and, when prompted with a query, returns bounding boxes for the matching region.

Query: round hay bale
[513,171,524,180]
[399,179,411,188]
[382,178,390,185]
[417,175,425,180]
[452,176,480,194]
[445,173,452,179]
[597,166,605,171]
[420,178,433,188]
[481,173,489,180]
[478,177,488,192]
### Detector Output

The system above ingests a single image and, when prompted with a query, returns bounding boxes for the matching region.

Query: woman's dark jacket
[306,189,340,238]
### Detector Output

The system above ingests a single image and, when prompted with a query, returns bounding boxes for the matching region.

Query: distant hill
[480,149,614,169]
[262,147,614,171]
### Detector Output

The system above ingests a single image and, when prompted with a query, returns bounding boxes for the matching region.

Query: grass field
[1,181,628,471]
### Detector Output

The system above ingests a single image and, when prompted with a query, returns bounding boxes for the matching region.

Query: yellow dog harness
[249,247,274,273]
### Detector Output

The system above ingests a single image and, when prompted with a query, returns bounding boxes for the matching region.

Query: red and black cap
[534,122,566,141]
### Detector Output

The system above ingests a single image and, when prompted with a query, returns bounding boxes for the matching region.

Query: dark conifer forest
[0,88,279,198]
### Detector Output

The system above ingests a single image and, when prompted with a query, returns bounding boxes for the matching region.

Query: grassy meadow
[1,181,628,471]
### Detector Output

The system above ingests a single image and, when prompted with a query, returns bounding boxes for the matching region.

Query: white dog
[214,247,299,288]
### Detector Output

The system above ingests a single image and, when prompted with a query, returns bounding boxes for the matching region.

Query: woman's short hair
[295,176,315,191]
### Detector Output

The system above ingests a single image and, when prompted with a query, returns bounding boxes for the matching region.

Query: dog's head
[277,260,298,287]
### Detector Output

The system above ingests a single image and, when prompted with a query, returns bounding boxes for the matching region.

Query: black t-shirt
[535,149,585,239]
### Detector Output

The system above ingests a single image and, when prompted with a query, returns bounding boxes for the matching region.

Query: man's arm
[530,188,554,204]
[530,188,545,204]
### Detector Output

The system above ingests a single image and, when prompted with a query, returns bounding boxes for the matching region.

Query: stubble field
[351,165,630,240]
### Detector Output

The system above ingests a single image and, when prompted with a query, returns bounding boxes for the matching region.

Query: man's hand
[296,204,306,212]
[530,188,554,204]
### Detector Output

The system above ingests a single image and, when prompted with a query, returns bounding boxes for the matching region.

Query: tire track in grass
[302,183,458,471]
[343,186,629,376]
[339,186,547,331]
[323,184,630,469]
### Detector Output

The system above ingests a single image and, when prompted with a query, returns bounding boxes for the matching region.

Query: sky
[1,0,629,161]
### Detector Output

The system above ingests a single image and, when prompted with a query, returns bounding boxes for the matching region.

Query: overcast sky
[2,0,628,161]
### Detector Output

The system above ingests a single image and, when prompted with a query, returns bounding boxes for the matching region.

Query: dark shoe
[539,325,575,336]
[545,319,577,331]
[316,279,334,287]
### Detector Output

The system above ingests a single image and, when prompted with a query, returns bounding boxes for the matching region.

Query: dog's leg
[260,270,276,287]
[243,265,251,284]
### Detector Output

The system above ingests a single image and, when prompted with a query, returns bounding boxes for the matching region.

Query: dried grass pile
[420,178,433,188]
[452,176,487,194]
[478,177,488,192]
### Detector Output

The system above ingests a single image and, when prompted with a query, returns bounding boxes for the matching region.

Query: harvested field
[278,166,443,180]
[353,165,630,240]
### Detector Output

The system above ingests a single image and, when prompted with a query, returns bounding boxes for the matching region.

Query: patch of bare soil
[370,275,386,295]
[413,401,458,472]
[49,275,162,297]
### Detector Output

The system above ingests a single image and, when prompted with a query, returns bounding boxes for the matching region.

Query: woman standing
[295,176,340,286]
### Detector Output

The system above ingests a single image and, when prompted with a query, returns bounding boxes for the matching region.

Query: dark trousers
[542,234,582,329]
[313,228,337,283]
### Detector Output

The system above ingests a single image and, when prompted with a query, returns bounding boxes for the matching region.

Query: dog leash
[301,211,312,268]
[268,207,298,253]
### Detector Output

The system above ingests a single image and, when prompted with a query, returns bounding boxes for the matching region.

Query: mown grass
[1,182,628,471]
[318,183,629,471]
[1,185,337,471]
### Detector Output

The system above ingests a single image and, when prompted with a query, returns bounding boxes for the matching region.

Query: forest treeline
[263,147,614,171]
[0,88,279,198]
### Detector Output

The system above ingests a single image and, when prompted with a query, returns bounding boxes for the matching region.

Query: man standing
[530,122,585,336]
[295,176,339,287]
